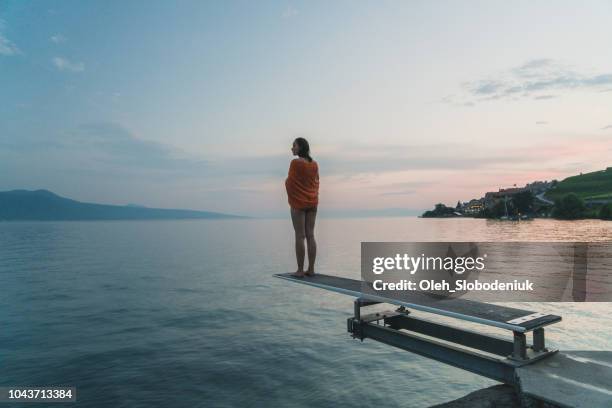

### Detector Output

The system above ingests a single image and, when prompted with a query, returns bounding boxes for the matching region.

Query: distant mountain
[0,190,244,221]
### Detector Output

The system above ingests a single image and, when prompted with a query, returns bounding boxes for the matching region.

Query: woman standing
[285,138,319,277]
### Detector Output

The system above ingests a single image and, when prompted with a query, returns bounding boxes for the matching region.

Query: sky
[1,0,612,217]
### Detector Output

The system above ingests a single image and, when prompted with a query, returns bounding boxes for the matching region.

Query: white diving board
[274,273,561,333]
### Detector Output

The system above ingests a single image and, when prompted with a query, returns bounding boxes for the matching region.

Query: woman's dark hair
[294,137,313,162]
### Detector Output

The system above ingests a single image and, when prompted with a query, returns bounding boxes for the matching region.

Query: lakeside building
[483,181,554,209]
[448,181,555,215]
[525,180,554,194]
[464,199,484,214]
[484,187,527,209]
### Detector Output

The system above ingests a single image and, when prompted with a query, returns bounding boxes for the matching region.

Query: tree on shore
[475,200,509,219]
[600,203,612,220]
[552,193,586,219]
[513,191,534,214]
[492,200,509,217]
[422,203,456,217]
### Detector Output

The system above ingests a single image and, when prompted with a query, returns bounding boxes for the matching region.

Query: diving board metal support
[347,298,557,386]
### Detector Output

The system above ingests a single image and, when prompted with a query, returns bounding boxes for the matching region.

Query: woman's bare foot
[305,269,315,277]
[291,270,305,278]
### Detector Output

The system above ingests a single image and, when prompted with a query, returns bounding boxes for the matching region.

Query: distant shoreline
[0,189,245,221]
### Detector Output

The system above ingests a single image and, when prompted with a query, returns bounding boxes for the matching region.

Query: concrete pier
[517,351,612,408]
[430,384,560,408]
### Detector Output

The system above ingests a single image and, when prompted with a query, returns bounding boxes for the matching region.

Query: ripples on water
[1,218,611,407]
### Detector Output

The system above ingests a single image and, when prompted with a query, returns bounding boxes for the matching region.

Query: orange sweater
[285,159,319,210]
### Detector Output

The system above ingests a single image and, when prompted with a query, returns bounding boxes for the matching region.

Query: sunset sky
[1,1,612,216]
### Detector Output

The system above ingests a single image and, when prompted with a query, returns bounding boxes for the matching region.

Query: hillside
[545,167,612,201]
[0,190,244,221]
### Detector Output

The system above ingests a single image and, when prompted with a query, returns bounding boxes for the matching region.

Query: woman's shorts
[291,206,317,213]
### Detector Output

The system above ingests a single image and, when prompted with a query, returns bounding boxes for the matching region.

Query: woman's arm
[286,160,297,192]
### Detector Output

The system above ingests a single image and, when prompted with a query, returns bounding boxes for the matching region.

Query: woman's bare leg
[290,208,306,276]
[305,209,317,276]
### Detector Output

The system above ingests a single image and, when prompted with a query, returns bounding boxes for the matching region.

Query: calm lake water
[1,218,612,407]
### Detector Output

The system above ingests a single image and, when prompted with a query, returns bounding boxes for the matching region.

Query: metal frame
[347,298,558,386]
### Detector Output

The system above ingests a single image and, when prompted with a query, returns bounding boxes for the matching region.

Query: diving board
[275,273,561,333]
[274,273,608,407]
